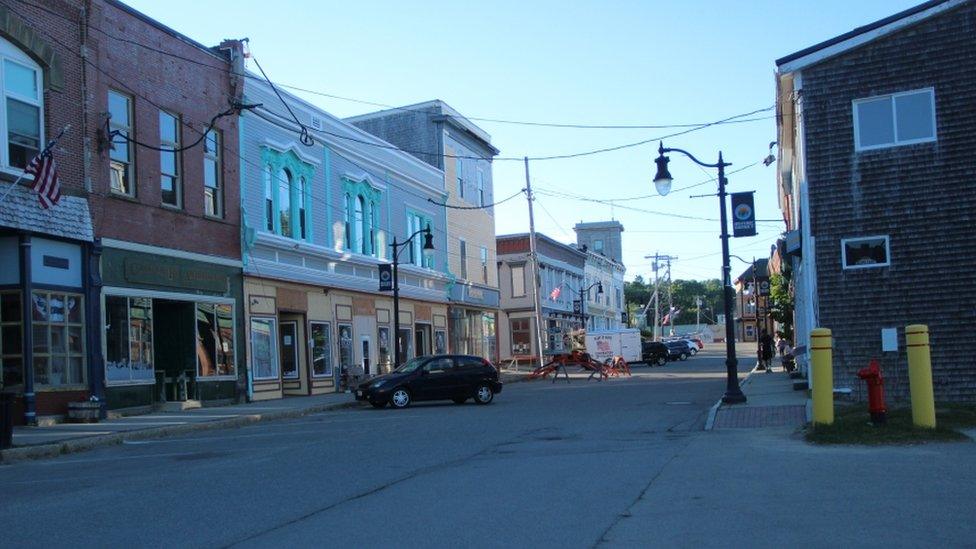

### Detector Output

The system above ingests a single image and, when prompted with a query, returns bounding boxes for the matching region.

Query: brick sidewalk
[712,404,807,428]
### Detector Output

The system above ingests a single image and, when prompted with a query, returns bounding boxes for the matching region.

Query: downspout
[80,0,92,193]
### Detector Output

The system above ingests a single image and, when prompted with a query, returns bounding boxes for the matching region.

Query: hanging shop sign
[730,192,757,238]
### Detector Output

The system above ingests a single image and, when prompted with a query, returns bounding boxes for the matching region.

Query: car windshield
[394,357,426,373]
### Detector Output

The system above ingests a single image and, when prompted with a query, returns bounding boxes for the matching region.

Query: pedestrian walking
[776,333,788,357]
[759,331,774,373]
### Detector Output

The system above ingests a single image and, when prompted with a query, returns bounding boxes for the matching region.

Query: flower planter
[67,401,101,423]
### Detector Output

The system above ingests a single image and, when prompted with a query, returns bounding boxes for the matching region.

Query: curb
[0,400,361,465]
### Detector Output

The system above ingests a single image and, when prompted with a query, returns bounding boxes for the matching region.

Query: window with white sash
[0,38,43,172]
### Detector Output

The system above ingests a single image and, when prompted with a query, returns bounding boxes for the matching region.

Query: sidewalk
[705,363,809,430]
[1,391,357,463]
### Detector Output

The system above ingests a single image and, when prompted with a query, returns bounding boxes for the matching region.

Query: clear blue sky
[124,0,921,281]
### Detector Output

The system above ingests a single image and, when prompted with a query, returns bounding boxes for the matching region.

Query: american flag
[549,287,561,300]
[26,137,62,209]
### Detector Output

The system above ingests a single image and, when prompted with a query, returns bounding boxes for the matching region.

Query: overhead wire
[23,0,779,135]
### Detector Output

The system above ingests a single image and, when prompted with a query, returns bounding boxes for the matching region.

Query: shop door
[360,336,371,377]
[279,317,309,395]
[415,324,432,357]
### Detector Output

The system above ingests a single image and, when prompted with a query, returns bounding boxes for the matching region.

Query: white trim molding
[841,235,891,270]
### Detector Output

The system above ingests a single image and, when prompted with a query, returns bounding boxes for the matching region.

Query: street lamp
[580,281,604,329]
[653,142,746,404]
[389,224,435,369]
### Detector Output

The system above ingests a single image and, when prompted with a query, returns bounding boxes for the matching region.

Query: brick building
[0,1,247,423]
[87,1,246,413]
[0,1,93,425]
[774,0,976,400]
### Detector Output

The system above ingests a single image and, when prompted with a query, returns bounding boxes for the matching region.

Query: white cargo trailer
[585,329,642,364]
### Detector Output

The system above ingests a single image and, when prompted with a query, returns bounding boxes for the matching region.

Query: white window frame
[480,246,488,284]
[309,320,333,378]
[159,110,182,208]
[841,235,891,270]
[203,129,222,218]
[477,169,485,206]
[0,39,43,175]
[853,88,937,152]
[456,157,464,199]
[103,295,155,387]
[459,238,467,280]
[108,90,135,197]
[511,264,526,297]
[249,316,279,381]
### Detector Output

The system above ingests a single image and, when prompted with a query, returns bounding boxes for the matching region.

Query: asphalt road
[0,349,731,548]
[4,348,975,548]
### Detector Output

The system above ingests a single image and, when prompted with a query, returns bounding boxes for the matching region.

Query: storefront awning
[0,183,93,241]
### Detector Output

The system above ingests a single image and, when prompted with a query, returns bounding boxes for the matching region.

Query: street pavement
[1,346,974,548]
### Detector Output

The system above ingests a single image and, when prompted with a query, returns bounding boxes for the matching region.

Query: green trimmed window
[260,147,314,241]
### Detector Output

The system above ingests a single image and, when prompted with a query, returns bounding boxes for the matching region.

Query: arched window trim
[260,146,315,241]
[341,176,383,258]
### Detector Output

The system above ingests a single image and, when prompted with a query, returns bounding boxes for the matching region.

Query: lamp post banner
[730,192,757,238]
[378,264,393,292]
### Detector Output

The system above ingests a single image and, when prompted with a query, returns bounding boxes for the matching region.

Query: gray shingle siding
[799,1,976,400]
[349,107,444,170]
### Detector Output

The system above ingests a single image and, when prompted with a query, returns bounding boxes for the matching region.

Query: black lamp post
[389,225,435,369]
[653,142,746,404]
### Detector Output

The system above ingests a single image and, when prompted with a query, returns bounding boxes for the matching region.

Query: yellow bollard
[905,324,936,428]
[810,328,833,425]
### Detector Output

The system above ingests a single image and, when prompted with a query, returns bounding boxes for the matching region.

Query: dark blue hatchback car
[355,354,503,409]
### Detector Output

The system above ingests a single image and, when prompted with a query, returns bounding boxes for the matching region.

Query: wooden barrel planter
[67,401,101,423]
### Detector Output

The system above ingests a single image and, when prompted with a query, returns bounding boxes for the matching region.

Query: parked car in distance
[355,355,502,409]
[688,337,704,349]
[665,337,698,356]
[640,341,670,366]
[664,341,690,361]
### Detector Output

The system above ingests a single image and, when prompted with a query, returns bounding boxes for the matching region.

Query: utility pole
[645,253,677,340]
[695,295,702,333]
[666,256,675,336]
[524,157,546,371]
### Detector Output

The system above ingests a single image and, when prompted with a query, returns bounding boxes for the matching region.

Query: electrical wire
[108,102,259,152]
[428,189,525,210]
[251,55,315,147]
[23,0,779,135]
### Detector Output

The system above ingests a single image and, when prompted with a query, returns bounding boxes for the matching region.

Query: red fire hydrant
[857,359,887,424]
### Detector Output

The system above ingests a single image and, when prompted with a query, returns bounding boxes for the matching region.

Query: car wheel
[689,348,697,356]
[452,397,467,404]
[680,353,688,361]
[390,388,411,409]
[656,356,667,366]
[370,400,386,409]
[474,384,494,405]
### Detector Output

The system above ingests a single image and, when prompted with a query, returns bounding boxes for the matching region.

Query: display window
[310,321,333,378]
[250,317,278,380]
[196,303,236,378]
[31,291,85,387]
[105,296,154,384]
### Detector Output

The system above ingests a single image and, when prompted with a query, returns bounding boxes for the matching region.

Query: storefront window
[1,291,23,388]
[377,326,391,372]
[280,321,298,379]
[31,291,85,387]
[105,296,154,384]
[195,303,235,378]
[435,330,446,354]
[338,324,353,375]
[250,317,278,380]
[396,327,411,364]
[511,318,530,356]
[310,321,332,377]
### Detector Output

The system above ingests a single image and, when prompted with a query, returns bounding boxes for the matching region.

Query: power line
[23,0,778,135]
[428,189,525,210]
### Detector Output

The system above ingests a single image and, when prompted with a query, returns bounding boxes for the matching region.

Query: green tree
[769,266,794,341]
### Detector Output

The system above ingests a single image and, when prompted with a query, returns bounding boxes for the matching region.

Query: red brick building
[0,0,247,424]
